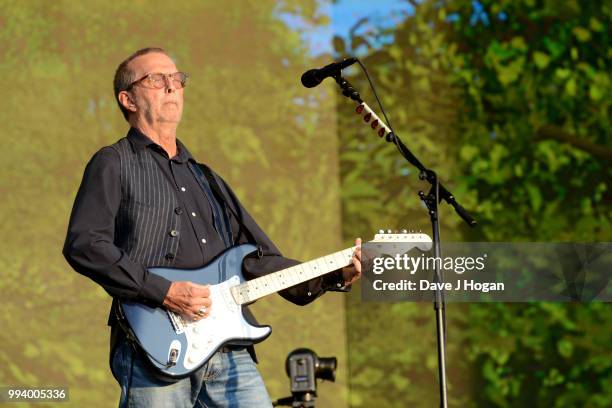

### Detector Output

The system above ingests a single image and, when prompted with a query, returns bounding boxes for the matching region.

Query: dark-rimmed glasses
[127,72,188,90]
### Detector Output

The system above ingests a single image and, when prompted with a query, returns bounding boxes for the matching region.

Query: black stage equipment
[273,348,337,408]
[300,58,357,88]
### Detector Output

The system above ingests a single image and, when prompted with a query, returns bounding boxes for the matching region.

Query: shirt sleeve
[211,170,348,306]
[62,147,171,306]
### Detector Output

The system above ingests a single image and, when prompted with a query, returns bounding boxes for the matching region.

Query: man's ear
[118,91,137,112]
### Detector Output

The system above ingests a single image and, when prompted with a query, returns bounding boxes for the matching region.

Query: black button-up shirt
[63,128,345,312]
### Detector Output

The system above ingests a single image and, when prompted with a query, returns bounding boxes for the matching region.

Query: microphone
[300,58,358,88]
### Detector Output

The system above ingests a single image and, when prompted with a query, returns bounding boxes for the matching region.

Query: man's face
[127,52,184,126]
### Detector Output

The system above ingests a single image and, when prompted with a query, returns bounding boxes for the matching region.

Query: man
[63,47,361,407]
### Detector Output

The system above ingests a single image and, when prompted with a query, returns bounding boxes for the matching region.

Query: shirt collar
[127,127,194,163]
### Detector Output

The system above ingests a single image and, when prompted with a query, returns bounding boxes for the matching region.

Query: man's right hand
[162,281,212,321]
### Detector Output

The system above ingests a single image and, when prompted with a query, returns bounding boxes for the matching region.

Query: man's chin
[159,110,183,124]
[159,117,182,124]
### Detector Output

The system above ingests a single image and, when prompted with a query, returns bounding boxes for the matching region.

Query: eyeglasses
[127,72,188,90]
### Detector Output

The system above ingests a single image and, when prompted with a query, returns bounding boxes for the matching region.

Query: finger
[353,250,362,268]
[346,264,360,284]
[194,297,212,310]
[189,293,211,305]
[193,312,208,321]
[193,305,210,319]
[194,300,211,312]
[191,284,210,298]
[351,255,362,277]
[354,238,362,260]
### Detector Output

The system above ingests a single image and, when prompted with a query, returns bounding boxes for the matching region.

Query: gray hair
[113,47,168,121]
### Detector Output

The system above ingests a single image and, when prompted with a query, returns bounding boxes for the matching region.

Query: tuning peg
[378,229,385,234]
[400,229,408,234]
[387,229,392,234]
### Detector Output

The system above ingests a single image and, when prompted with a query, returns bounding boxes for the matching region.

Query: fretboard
[230,247,356,305]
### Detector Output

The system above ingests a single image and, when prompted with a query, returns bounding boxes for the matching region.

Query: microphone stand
[332,73,477,408]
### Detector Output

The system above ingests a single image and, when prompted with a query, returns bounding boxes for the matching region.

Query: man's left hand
[341,237,362,286]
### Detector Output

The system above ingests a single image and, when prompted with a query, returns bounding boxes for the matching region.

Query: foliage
[338,0,611,406]
[446,0,612,242]
[0,1,349,407]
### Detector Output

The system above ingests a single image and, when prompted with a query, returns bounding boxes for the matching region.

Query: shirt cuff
[322,270,352,292]
[138,272,172,306]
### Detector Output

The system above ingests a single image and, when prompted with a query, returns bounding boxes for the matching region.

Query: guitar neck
[230,247,356,305]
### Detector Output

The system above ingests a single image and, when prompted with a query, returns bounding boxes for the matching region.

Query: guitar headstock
[367,229,433,253]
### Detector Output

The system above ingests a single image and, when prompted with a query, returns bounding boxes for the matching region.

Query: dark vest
[110,137,182,268]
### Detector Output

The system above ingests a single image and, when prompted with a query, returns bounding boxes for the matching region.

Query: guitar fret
[301,261,314,279]
[272,273,281,292]
[296,264,307,280]
[233,247,359,305]
[286,267,299,286]
[320,256,332,273]
[340,248,354,266]
[309,260,321,278]
[251,280,262,298]
[273,272,284,291]
[324,254,337,270]
[311,258,325,277]
[262,274,273,294]
[262,275,276,294]
[246,275,267,301]
[238,287,250,304]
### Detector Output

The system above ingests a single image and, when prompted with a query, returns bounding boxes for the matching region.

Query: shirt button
[180,187,186,192]
[191,212,197,217]
[307,291,312,296]
[201,238,207,244]
[174,207,183,215]
[165,252,175,260]
[169,229,179,237]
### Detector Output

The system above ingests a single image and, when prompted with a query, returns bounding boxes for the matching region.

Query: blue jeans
[111,340,272,408]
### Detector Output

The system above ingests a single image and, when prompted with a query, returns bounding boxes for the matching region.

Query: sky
[277,0,416,56]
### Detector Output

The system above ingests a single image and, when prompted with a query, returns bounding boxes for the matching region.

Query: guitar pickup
[167,311,186,334]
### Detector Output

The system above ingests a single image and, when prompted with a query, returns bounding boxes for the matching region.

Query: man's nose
[164,75,176,93]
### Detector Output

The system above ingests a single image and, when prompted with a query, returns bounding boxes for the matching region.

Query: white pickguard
[180,276,271,370]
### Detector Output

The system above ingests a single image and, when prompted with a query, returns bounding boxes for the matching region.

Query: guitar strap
[195,163,263,258]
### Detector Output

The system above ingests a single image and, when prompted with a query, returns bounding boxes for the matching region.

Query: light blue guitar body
[120,244,271,378]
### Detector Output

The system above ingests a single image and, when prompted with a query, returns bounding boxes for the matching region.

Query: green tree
[337,0,611,406]
[446,0,611,242]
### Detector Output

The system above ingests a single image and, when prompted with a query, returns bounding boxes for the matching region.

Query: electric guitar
[119,232,432,378]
